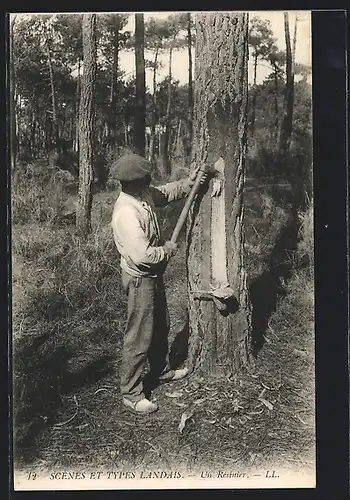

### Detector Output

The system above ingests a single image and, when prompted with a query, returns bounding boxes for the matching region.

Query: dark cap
[111,153,151,182]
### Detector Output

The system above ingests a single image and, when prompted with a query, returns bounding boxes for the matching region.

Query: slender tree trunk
[187,12,252,375]
[9,16,17,170]
[149,48,159,162]
[278,12,294,157]
[46,41,60,153]
[76,14,97,237]
[186,12,194,165]
[124,119,128,147]
[109,19,120,145]
[134,13,146,156]
[162,43,174,175]
[250,51,258,136]
[292,15,298,72]
[273,66,279,141]
[173,118,182,157]
[74,58,81,153]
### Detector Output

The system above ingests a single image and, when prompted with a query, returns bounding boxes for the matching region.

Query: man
[111,153,208,414]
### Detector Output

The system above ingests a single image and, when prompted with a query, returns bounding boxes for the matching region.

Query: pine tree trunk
[186,12,194,165]
[74,59,81,153]
[76,14,97,237]
[162,44,174,176]
[187,12,252,376]
[134,13,146,156]
[173,118,182,157]
[47,41,60,153]
[109,19,120,146]
[250,52,258,136]
[273,66,279,141]
[278,12,294,157]
[149,48,159,162]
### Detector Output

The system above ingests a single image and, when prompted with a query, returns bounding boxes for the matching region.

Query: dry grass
[11,162,315,476]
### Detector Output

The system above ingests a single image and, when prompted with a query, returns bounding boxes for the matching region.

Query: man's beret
[111,153,151,182]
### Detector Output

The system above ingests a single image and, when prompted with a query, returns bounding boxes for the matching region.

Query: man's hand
[164,241,178,259]
[188,164,210,186]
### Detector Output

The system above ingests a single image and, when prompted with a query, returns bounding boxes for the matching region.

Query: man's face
[140,173,151,188]
[122,173,151,193]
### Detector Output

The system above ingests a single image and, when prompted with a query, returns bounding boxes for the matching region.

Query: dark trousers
[120,270,171,402]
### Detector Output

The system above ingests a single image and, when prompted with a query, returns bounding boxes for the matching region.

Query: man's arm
[149,177,194,208]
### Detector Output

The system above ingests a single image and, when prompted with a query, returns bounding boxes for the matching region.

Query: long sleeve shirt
[111,178,193,278]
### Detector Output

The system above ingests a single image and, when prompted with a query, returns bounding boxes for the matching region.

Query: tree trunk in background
[250,52,258,137]
[76,14,96,237]
[134,13,146,157]
[47,41,60,153]
[74,58,81,153]
[278,12,294,158]
[149,48,159,163]
[187,12,252,375]
[162,43,174,176]
[109,17,120,146]
[292,15,298,71]
[272,65,280,141]
[186,12,194,165]
[9,16,17,170]
[173,118,182,157]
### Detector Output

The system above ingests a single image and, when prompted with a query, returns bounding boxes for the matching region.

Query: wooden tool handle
[170,167,207,244]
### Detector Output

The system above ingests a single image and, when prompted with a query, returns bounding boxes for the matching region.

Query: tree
[98,14,129,149]
[185,12,194,165]
[144,17,168,162]
[76,14,97,237]
[269,50,286,140]
[187,12,252,375]
[161,14,187,175]
[278,12,295,158]
[248,17,277,136]
[134,13,146,156]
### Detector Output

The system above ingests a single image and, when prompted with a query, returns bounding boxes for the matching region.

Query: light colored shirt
[111,179,193,278]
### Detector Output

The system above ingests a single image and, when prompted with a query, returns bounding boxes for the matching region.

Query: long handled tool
[170,164,211,244]
[169,160,236,313]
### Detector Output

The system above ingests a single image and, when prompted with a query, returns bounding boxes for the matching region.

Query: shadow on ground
[249,210,300,357]
[13,331,116,465]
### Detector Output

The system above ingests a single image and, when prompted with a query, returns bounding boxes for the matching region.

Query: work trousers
[120,270,171,402]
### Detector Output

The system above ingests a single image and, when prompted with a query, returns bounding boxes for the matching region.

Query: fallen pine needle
[258,398,274,410]
[53,395,78,428]
[178,409,194,433]
[94,388,113,396]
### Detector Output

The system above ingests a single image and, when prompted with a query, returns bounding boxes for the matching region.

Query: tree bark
[162,42,174,176]
[109,17,120,146]
[272,64,280,141]
[250,51,258,136]
[46,41,60,153]
[187,13,252,375]
[173,118,182,157]
[76,14,96,237]
[134,13,146,156]
[74,58,81,153]
[186,12,194,165]
[278,12,294,157]
[149,48,159,162]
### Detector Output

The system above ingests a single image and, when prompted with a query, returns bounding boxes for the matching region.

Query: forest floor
[11,163,315,487]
